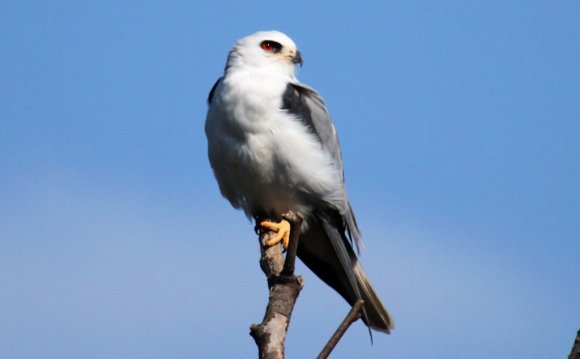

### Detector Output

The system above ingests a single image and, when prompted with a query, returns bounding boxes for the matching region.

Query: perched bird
[205,31,394,333]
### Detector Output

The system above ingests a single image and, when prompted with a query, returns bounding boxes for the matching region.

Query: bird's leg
[259,217,291,249]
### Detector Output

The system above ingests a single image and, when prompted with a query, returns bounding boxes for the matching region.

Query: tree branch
[569,329,580,359]
[250,213,304,359]
[317,299,364,359]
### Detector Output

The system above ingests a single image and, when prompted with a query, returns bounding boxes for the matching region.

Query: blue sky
[1,1,578,358]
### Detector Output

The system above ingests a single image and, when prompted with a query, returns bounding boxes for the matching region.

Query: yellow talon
[260,219,291,249]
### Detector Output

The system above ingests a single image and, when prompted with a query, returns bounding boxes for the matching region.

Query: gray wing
[282,83,344,181]
[282,82,361,247]
[207,77,222,104]
[282,82,394,333]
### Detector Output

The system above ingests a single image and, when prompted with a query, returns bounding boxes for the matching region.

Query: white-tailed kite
[205,31,394,333]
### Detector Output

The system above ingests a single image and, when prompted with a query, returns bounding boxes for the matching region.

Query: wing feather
[207,77,222,104]
[282,82,361,248]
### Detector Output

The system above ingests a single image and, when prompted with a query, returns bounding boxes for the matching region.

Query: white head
[225,31,303,77]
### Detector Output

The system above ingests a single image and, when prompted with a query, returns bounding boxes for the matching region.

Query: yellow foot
[260,219,291,249]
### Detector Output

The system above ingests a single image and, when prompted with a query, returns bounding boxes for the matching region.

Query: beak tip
[293,51,303,67]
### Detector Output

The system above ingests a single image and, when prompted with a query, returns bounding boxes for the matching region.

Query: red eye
[261,41,274,51]
[260,40,281,53]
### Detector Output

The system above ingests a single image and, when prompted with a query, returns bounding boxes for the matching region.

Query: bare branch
[569,329,580,359]
[317,299,364,359]
[250,212,364,358]
[250,214,304,359]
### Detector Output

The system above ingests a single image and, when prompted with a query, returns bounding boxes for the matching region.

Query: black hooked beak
[293,51,303,67]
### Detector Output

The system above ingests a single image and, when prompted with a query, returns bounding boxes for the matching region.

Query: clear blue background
[1,1,578,358]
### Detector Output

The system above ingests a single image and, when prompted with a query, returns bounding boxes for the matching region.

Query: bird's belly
[214,119,337,218]
[231,134,303,215]
[207,82,340,219]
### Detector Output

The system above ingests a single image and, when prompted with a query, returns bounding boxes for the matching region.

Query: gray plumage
[205,31,394,333]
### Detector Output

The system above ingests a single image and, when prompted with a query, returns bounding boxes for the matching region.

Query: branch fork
[250,211,364,359]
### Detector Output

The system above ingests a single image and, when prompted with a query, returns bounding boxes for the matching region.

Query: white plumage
[205,30,394,333]
[206,32,341,220]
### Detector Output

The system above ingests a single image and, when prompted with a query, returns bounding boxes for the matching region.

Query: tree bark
[248,212,364,358]
[250,213,304,359]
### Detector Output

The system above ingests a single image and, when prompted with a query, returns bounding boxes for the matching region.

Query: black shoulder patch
[207,78,222,105]
[281,83,321,143]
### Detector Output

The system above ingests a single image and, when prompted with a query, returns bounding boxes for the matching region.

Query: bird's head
[225,31,303,77]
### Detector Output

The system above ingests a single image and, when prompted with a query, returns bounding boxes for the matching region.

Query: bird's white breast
[205,69,341,219]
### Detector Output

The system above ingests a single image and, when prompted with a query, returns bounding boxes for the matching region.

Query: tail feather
[354,263,395,333]
[297,212,394,333]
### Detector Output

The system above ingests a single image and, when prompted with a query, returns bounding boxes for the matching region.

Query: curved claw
[260,219,291,249]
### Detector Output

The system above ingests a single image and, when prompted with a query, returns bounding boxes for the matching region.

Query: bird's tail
[297,213,394,333]
[354,262,395,333]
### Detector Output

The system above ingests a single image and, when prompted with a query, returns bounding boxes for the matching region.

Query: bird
[205,30,394,333]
